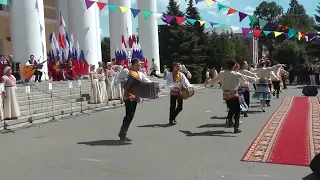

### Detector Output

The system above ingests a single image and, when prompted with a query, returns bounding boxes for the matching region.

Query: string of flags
[85,0,320,43]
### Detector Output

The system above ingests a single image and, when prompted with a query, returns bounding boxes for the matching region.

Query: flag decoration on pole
[84,1,320,44]
[58,11,66,49]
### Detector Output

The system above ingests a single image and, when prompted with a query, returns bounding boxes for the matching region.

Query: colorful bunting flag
[227,8,237,15]
[238,12,247,22]
[259,19,268,29]
[217,2,227,12]
[163,14,175,24]
[263,31,271,36]
[249,15,257,26]
[131,8,140,18]
[187,18,197,25]
[308,34,316,41]
[198,20,206,26]
[96,2,106,11]
[253,29,262,38]
[85,0,95,9]
[205,0,213,7]
[210,22,218,27]
[241,28,251,37]
[297,32,302,41]
[220,24,230,28]
[119,6,129,13]
[279,25,288,31]
[175,16,186,25]
[108,4,117,13]
[142,10,152,20]
[284,33,290,39]
[288,28,298,38]
[274,32,283,37]
[153,13,162,20]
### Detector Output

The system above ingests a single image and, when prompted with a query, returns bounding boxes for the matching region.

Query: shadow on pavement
[137,123,174,128]
[302,173,319,180]
[179,130,236,137]
[247,110,264,114]
[77,140,131,146]
[197,123,232,128]
[210,116,227,120]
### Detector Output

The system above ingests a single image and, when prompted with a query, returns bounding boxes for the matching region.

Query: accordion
[123,75,160,99]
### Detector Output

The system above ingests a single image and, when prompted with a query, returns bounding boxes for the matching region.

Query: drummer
[166,62,192,125]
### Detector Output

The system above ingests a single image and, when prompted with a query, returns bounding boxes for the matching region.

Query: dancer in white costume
[97,62,108,103]
[2,66,20,120]
[106,62,115,101]
[89,65,102,104]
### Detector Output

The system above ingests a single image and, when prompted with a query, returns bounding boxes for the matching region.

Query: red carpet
[242,97,320,166]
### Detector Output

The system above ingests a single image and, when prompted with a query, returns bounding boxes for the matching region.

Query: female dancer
[205,60,258,133]
[89,65,102,104]
[239,61,258,108]
[251,61,282,112]
[2,66,20,120]
[106,62,115,101]
[97,63,108,103]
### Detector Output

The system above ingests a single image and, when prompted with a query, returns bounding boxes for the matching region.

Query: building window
[0,5,10,12]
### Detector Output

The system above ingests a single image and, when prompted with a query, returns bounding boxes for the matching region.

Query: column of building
[10,0,47,79]
[108,0,132,60]
[137,0,160,72]
[68,0,102,67]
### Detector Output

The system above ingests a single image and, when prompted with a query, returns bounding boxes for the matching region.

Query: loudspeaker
[310,153,320,178]
[302,86,318,96]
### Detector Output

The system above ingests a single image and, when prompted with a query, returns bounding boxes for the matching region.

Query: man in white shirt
[150,58,162,78]
[115,59,151,142]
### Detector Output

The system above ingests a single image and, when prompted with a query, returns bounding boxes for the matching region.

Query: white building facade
[4,0,160,76]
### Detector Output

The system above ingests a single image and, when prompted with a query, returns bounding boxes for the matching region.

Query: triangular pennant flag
[198,20,206,26]
[96,2,106,11]
[205,0,213,7]
[220,24,230,28]
[153,13,162,20]
[253,29,262,38]
[268,22,278,30]
[85,0,95,9]
[195,0,204,4]
[217,2,227,12]
[241,28,251,37]
[297,32,302,41]
[187,18,197,25]
[175,16,186,25]
[249,15,257,26]
[300,31,307,38]
[108,4,117,13]
[130,8,140,18]
[227,8,237,15]
[263,31,271,36]
[210,22,218,27]
[163,14,175,24]
[259,19,268,29]
[141,10,152,20]
[284,33,290,39]
[288,28,298,38]
[274,31,283,37]
[212,0,217,2]
[119,6,129,13]
[238,12,247,22]
[308,34,316,41]
[279,25,288,30]
[316,37,320,45]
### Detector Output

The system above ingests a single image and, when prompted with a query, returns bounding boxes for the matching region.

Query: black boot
[118,123,132,142]
[169,120,177,125]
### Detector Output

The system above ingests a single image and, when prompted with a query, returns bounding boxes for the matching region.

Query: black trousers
[150,70,162,78]
[119,99,138,138]
[253,84,256,90]
[169,95,183,121]
[266,84,272,105]
[281,75,287,88]
[272,81,280,97]
[34,70,42,82]
[226,97,241,129]
[243,90,250,108]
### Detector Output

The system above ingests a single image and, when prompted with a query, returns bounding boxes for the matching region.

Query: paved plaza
[0,86,315,180]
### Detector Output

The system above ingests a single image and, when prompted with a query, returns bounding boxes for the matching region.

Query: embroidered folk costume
[238,61,258,108]
[206,61,258,133]
[114,59,152,142]
[106,62,115,101]
[89,65,102,104]
[1,66,20,120]
[0,83,4,121]
[251,62,282,111]
[166,63,192,125]
[97,63,108,103]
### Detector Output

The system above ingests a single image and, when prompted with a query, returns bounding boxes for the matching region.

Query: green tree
[101,37,110,62]
[161,0,184,26]
[185,0,204,34]
[273,40,307,65]
[253,1,283,28]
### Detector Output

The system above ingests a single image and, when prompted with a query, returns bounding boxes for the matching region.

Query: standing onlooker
[308,63,316,86]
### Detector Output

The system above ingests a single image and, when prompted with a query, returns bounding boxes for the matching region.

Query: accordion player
[123,75,160,99]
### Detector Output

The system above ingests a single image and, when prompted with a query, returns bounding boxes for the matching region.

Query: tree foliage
[273,40,307,65]
[101,37,110,62]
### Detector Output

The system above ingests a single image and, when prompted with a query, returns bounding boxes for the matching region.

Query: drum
[179,87,195,100]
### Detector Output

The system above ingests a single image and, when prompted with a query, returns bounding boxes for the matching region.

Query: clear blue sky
[99,0,318,37]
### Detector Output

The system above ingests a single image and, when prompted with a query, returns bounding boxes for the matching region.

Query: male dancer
[114,59,151,142]
[205,60,258,133]
[166,62,192,125]
[239,61,258,108]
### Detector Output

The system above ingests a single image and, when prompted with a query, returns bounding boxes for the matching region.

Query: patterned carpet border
[241,97,293,163]
[309,97,320,161]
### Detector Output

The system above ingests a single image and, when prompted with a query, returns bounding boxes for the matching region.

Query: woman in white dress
[2,66,20,120]
[113,65,123,100]
[89,65,102,104]
[97,63,108,103]
[0,83,4,121]
[106,62,115,101]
